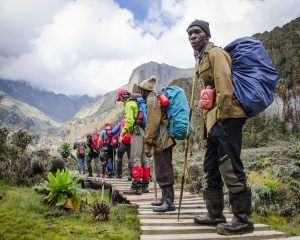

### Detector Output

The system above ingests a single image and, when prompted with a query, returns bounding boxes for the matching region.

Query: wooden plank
[141,224,269,235]
[140,230,287,240]
[267,237,300,240]
[138,209,230,215]
[137,199,204,205]
[133,199,204,205]
[139,218,233,226]
[139,204,206,209]
[124,194,199,202]
[138,214,233,219]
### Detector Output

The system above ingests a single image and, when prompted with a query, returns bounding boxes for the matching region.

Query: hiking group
[73,19,278,236]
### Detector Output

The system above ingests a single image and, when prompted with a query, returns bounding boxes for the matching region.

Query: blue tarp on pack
[224,37,279,117]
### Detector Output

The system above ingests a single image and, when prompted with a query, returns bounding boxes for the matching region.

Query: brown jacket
[144,92,175,154]
[197,42,246,135]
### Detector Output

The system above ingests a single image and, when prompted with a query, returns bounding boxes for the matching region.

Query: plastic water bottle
[157,94,170,106]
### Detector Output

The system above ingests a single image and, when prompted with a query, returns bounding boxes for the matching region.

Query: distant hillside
[0,90,59,137]
[37,62,194,149]
[129,61,193,90]
[254,17,300,131]
[0,79,99,122]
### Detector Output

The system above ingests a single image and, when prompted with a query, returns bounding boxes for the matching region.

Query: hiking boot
[141,180,149,193]
[194,189,226,226]
[153,185,175,212]
[151,188,165,206]
[216,188,254,235]
[123,180,143,195]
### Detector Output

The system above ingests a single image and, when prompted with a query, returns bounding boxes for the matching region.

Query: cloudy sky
[0,0,299,96]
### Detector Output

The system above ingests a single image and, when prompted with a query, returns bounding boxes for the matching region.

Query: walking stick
[152,157,158,202]
[177,61,198,221]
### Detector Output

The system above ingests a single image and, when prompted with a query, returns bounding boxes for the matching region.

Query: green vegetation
[58,142,71,159]
[45,169,84,210]
[0,181,139,240]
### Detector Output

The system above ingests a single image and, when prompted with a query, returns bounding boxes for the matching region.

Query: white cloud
[0,0,298,96]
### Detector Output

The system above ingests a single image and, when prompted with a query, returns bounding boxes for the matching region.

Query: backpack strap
[159,124,166,149]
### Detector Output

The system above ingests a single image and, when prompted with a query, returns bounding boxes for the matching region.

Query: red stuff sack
[199,86,216,110]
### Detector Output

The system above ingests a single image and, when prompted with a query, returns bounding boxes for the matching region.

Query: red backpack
[91,133,100,148]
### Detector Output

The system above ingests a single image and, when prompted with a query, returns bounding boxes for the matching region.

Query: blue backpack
[159,86,193,140]
[224,37,279,117]
[135,97,147,128]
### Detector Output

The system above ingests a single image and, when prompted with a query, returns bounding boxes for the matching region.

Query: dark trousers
[204,118,247,194]
[117,143,132,177]
[102,146,115,175]
[154,146,174,187]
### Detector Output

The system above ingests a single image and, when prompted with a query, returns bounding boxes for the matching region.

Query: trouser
[117,143,132,177]
[86,152,101,176]
[203,118,247,194]
[131,127,147,167]
[76,156,86,174]
[153,146,174,187]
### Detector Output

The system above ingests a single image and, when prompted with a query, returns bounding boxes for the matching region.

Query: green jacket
[120,99,139,136]
[197,42,246,136]
[144,92,175,154]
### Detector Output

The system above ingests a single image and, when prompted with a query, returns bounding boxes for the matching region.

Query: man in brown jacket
[187,19,253,235]
[139,76,176,212]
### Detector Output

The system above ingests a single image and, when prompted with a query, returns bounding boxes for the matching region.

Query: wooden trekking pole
[177,61,198,221]
[152,157,158,202]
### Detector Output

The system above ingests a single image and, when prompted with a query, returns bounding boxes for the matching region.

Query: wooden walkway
[78,174,299,240]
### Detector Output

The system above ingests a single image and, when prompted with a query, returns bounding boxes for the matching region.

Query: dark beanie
[186,19,211,38]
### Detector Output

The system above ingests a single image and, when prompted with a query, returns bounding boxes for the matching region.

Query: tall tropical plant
[45,169,84,210]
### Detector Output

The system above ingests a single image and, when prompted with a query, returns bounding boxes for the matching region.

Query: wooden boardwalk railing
[76,173,299,240]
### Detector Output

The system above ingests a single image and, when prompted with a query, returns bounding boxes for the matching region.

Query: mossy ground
[0,181,139,240]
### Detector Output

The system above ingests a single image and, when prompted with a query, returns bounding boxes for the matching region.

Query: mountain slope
[0,90,59,135]
[37,62,194,148]
[0,79,99,122]
[129,61,193,89]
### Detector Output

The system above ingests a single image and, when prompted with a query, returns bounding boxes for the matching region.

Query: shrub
[11,128,35,153]
[45,169,84,210]
[49,158,65,174]
[58,142,71,159]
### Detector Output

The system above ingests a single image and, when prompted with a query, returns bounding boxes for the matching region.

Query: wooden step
[138,214,233,219]
[139,204,206,209]
[267,237,300,240]
[140,218,233,226]
[138,209,230,215]
[124,194,199,201]
[137,199,204,205]
[132,198,204,206]
[141,224,270,235]
[140,230,287,240]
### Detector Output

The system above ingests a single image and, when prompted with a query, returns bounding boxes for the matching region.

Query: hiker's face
[140,88,149,100]
[187,26,208,51]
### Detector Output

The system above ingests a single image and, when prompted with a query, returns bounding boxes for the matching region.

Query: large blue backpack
[224,37,279,117]
[159,86,193,140]
[136,97,147,128]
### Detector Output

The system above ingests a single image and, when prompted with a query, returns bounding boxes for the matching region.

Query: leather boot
[151,188,165,206]
[194,189,226,225]
[123,180,142,195]
[216,188,254,235]
[153,185,175,212]
[123,166,142,195]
